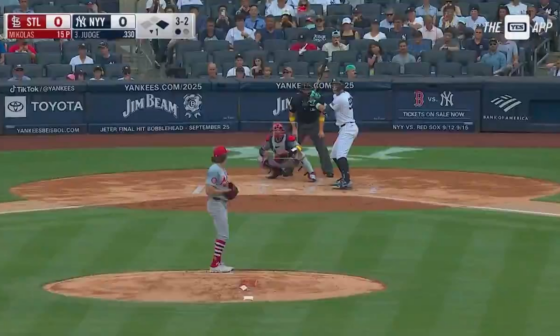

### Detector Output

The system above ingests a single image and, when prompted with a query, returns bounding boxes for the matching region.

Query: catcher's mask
[300,82,312,96]
[272,123,285,140]
[331,78,344,94]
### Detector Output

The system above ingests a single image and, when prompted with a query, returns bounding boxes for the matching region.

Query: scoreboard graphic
[3,13,195,40]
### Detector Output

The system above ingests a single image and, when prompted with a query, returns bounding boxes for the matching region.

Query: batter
[317,79,358,189]
[205,146,234,273]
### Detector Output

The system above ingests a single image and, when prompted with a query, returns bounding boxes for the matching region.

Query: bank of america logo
[490,95,521,112]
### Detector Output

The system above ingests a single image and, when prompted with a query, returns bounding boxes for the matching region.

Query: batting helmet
[332,78,344,94]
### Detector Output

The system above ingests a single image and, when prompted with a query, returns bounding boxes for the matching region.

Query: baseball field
[1,133,560,336]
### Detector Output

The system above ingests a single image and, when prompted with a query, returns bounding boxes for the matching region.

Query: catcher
[258,123,317,182]
[205,146,239,273]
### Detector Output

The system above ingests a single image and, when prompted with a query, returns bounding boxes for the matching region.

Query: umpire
[288,82,334,177]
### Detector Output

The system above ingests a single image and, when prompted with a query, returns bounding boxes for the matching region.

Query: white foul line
[0,205,84,216]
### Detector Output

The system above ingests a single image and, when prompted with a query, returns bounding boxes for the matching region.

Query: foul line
[0,205,84,216]
[367,194,560,218]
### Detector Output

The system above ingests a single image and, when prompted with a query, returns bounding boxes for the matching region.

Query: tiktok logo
[273,97,291,116]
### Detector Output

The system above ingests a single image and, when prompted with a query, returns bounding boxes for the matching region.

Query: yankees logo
[414,91,424,107]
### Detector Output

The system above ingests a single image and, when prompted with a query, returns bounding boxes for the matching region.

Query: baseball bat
[315,58,329,85]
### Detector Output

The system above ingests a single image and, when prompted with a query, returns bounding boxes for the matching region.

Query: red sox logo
[414,91,424,107]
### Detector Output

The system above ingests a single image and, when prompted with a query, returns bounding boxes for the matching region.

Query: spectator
[545,59,560,76]
[90,65,104,80]
[8,64,30,81]
[419,16,443,46]
[296,0,315,19]
[464,26,489,61]
[9,39,36,62]
[146,0,165,12]
[495,5,510,25]
[405,7,423,29]
[434,29,460,51]
[322,31,348,61]
[85,0,101,13]
[199,18,225,42]
[352,8,371,29]
[227,54,252,77]
[416,0,437,21]
[266,0,295,17]
[303,17,316,29]
[207,62,219,79]
[466,5,487,30]
[176,0,203,8]
[309,16,330,44]
[281,66,293,79]
[69,43,93,71]
[481,38,509,75]
[345,64,357,79]
[262,66,273,78]
[255,16,285,43]
[0,42,5,65]
[290,34,318,54]
[236,0,252,19]
[226,15,256,46]
[309,0,340,13]
[251,57,265,77]
[13,0,33,13]
[538,0,559,21]
[235,67,246,79]
[190,7,207,36]
[366,42,384,76]
[407,30,431,57]
[529,5,546,26]
[507,0,527,15]
[439,5,459,29]
[363,20,387,41]
[380,8,395,29]
[216,5,233,31]
[280,11,296,28]
[118,65,134,80]
[392,40,416,74]
[440,0,462,16]
[96,41,118,65]
[74,69,85,81]
[456,18,472,41]
[341,17,360,45]
[388,15,408,40]
[245,5,265,30]
[497,32,519,68]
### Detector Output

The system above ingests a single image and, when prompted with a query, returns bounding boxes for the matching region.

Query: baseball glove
[224,182,239,200]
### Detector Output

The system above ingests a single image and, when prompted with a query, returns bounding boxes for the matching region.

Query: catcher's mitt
[224,182,239,200]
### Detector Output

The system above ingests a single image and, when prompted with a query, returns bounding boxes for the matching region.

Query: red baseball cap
[213,146,228,157]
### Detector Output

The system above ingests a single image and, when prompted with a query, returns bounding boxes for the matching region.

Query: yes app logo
[505,15,530,40]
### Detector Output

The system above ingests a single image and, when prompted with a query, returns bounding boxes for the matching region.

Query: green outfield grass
[0,146,559,336]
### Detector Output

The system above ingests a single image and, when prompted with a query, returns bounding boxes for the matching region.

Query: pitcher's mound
[44,271,386,303]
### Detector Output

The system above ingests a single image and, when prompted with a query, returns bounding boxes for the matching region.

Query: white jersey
[330,91,355,127]
[206,163,229,201]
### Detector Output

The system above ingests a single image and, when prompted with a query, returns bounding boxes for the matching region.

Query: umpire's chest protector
[293,94,320,124]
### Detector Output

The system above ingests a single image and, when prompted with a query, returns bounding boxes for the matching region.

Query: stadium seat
[303,50,329,68]
[332,50,358,63]
[353,62,370,77]
[204,40,230,53]
[392,3,409,15]
[3,5,20,13]
[404,62,431,76]
[309,4,324,16]
[46,64,72,79]
[327,4,352,16]
[29,0,49,6]
[213,50,237,65]
[176,41,203,54]
[379,38,400,54]
[75,64,97,77]
[327,61,341,75]
[349,39,374,53]
[284,28,308,42]
[221,62,235,76]
[273,50,299,65]
[452,50,477,66]
[243,50,269,64]
[191,62,209,78]
[63,4,88,13]
[94,53,122,64]
[436,62,463,77]
[478,3,499,18]
[467,62,493,76]
[5,53,32,66]
[55,0,78,6]
[22,64,43,78]
[62,40,84,55]
[233,39,260,53]
[373,62,400,75]
[356,4,381,17]
[35,41,61,53]
[34,4,63,13]
[283,62,310,77]
[0,65,12,78]
[182,51,209,67]
[104,64,126,79]
[372,0,394,7]
[37,52,62,65]
[263,39,289,52]
[421,50,448,66]
[180,5,204,13]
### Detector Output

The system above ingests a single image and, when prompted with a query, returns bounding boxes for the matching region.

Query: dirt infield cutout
[8,168,560,215]
[43,271,386,303]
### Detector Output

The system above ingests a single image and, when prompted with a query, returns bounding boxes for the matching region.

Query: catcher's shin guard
[282,168,294,177]
[267,167,283,179]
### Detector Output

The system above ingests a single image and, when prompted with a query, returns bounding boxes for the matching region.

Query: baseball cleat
[331,178,342,187]
[324,172,335,178]
[305,172,317,182]
[282,169,294,177]
[209,264,234,273]
[333,180,353,190]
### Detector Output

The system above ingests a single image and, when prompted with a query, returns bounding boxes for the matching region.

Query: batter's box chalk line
[191,185,204,194]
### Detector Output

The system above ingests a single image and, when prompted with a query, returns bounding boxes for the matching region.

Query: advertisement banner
[238,80,390,122]
[392,90,479,133]
[86,82,238,133]
[3,84,87,134]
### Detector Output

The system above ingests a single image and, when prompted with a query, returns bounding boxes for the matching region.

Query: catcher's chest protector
[270,135,288,153]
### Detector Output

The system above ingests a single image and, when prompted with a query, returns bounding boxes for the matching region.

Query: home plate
[276,188,297,192]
